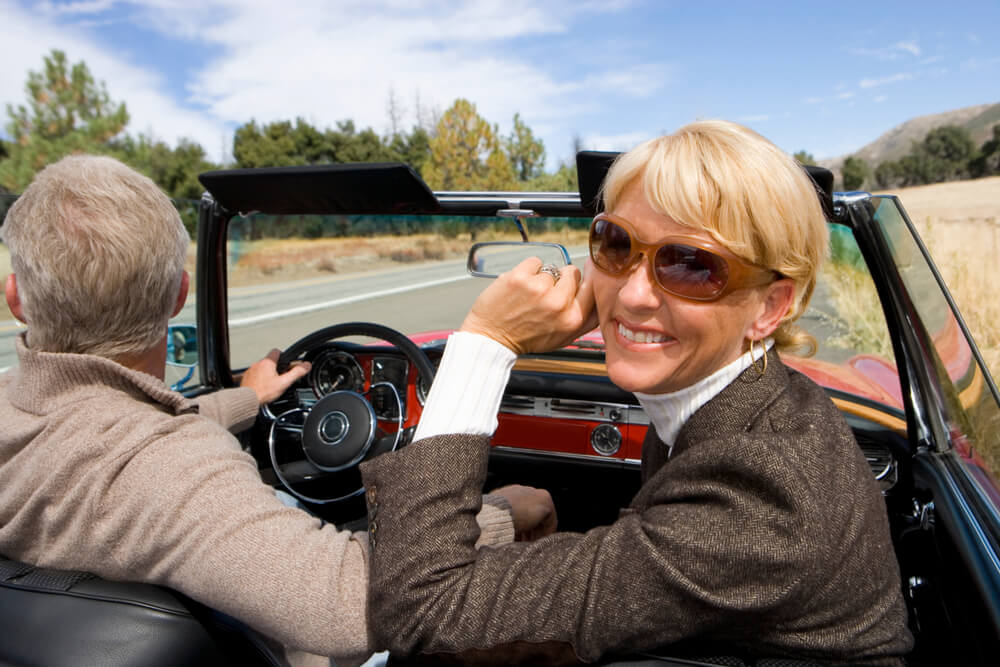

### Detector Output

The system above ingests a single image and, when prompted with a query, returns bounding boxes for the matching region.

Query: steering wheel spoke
[263,322,435,504]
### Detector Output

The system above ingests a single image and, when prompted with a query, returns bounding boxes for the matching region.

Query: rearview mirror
[467,242,572,278]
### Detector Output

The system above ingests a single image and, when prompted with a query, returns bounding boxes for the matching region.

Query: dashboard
[261,343,432,427]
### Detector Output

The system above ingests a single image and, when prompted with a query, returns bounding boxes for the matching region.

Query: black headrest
[576,151,836,221]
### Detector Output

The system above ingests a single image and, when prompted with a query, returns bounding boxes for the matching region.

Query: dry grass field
[226,228,589,286]
[886,176,1000,380]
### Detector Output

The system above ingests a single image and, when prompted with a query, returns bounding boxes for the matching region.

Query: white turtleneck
[414,330,772,449]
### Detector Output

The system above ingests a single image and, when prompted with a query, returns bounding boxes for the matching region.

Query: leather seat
[0,555,283,666]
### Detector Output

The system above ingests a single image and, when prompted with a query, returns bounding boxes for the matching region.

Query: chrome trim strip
[499,394,649,425]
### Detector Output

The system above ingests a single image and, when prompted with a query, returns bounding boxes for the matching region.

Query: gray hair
[0,155,189,359]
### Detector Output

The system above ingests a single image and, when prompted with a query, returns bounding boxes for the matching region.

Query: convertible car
[2,156,1000,666]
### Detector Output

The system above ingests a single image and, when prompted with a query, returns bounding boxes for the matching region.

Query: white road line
[0,366,10,374]
[229,274,473,328]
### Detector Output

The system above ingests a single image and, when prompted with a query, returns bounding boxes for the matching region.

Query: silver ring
[538,263,561,283]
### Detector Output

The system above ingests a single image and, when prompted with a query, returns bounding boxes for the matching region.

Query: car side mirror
[167,324,198,367]
[467,242,572,278]
[166,325,198,392]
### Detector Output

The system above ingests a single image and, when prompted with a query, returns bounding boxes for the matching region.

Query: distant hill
[821,102,1000,177]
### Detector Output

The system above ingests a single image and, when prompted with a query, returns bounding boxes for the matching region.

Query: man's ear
[172,271,190,317]
[746,278,795,341]
[5,274,26,324]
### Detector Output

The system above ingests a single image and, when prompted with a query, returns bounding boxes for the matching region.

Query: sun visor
[577,151,836,222]
[803,165,835,221]
[198,163,441,215]
[576,151,619,217]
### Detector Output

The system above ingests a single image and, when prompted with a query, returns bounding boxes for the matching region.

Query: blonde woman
[362,121,913,664]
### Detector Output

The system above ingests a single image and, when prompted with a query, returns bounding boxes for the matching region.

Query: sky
[1,0,998,168]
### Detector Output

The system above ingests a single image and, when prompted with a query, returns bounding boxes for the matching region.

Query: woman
[360,121,913,664]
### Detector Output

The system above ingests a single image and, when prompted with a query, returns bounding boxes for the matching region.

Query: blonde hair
[601,120,828,354]
[1,155,189,359]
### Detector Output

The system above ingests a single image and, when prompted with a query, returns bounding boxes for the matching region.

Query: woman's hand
[460,257,598,355]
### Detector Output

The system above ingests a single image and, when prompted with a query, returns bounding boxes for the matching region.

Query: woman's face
[593,182,789,395]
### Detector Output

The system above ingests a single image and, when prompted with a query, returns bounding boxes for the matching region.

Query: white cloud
[0,0,231,160]
[835,91,855,100]
[874,95,888,103]
[134,0,671,162]
[36,0,118,16]
[847,40,921,61]
[859,72,914,88]
[803,97,823,105]
[580,131,647,152]
[0,0,669,165]
[961,56,1000,71]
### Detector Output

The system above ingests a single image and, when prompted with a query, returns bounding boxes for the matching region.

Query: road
[0,246,854,376]
[1,249,590,373]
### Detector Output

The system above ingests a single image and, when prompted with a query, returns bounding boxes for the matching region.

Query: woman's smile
[614,320,674,346]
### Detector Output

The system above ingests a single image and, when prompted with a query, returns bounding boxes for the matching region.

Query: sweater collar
[634,338,773,452]
[671,346,788,458]
[9,334,197,416]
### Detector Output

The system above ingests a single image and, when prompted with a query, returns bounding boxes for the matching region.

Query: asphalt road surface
[1,250,590,374]
[0,247,859,376]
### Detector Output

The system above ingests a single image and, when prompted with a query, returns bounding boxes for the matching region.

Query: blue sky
[2,0,998,167]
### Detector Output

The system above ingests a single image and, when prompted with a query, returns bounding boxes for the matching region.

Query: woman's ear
[5,274,26,323]
[747,278,795,340]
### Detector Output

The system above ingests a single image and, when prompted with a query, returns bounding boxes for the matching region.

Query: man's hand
[240,349,311,405]
[491,484,557,541]
[460,257,598,355]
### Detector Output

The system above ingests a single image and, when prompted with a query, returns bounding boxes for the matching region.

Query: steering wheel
[265,322,436,504]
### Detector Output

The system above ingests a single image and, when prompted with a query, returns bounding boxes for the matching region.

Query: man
[0,155,555,665]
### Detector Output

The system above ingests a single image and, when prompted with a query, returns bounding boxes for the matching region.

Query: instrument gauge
[311,350,364,397]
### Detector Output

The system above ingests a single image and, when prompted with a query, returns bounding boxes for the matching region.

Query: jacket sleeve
[360,432,821,663]
[194,387,259,433]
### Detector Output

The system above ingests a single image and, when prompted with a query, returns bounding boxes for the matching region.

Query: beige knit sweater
[0,335,514,663]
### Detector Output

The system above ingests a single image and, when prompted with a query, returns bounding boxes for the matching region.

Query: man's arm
[195,349,310,433]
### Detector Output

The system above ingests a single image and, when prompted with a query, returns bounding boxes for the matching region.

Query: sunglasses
[589,213,780,301]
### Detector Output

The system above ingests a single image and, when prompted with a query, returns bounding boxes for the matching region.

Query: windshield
[223,211,901,413]
[225,213,588,369]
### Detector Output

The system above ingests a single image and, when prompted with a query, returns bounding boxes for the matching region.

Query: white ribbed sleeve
[413,331,516,442]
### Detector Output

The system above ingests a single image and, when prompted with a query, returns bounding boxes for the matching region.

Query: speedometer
[311,350,364,397]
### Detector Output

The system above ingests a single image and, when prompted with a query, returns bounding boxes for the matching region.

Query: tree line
[0,50,579,237]
[841,124,1000,191]
[6,50,996,228]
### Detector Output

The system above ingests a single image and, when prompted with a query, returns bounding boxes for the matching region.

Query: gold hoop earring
[749,338,768,376]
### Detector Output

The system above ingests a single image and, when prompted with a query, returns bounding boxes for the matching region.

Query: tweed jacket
[361,351,913,664]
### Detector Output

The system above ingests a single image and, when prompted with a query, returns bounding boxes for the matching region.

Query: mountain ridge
[820,102,1000,175]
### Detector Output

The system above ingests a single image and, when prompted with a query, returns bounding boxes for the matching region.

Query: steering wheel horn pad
[301,391,376,471]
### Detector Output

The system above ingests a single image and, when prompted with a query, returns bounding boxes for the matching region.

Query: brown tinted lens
[654,244,730,299]
[591,218,633,273]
